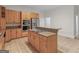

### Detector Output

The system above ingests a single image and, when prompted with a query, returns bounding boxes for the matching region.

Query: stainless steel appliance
[23,20,30,31]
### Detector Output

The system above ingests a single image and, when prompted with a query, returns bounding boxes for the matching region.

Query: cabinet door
[0,18,6,30]
[0,37,4,50]
[11,29,16,39]
[30,31,34,46]
[47,35,57,53]
[6,10,12,23]
[34,33,40,51]
[39,35,47,53]
[0,6,1,17]
[5,29,11,42]
[6,10,9,24]
[16,12,20,23]
[16,28,22,38]
[0,6,5,18]
[28,30,31,43]
[22,32,28,37]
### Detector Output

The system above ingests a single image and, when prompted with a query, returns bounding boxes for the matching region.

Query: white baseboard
[58,33,75,39]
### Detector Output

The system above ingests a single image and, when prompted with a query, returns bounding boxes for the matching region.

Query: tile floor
[4,36,79,53]
[58,36,79,53]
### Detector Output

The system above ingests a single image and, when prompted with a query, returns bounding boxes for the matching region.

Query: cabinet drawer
[39,35,47,53]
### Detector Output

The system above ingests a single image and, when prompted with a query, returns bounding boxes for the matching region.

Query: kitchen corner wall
[43,6,75,39]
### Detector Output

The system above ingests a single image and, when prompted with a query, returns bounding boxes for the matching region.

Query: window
[39,17,51,28]
[45,17,51,27]
[39,18,45,27]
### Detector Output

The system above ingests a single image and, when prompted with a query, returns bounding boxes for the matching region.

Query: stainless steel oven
[23,20,30,31]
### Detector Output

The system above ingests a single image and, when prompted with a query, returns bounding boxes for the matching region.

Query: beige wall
[43,6,75,38]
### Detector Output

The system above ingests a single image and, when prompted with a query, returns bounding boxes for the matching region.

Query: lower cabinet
[39,35,47,53]
[22,31,28,37]
[34,32,40,51]
[5,29,11,42]
[11,29,17,39]
[0,36,4,50]
[40,35,57,53]
[16,28,22,38]
[30,31,35,46]
[5,28,22,42]
[47,36,57,52]
[28,30,57,53]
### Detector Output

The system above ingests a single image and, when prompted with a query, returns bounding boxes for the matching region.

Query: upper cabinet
[6,9,21,24]
[22,12,39,20]
[0,6,6,18]
[0,6,6,30]
[6,9,13,24]
[15,11,21,23]
[30,12,39,19]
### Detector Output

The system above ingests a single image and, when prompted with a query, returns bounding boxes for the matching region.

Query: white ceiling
[4,5,61,12]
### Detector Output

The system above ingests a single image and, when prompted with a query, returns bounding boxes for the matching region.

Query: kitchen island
[28,27,59,53]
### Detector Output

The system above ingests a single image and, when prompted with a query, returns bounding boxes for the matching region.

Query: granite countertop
[29,29,40,32]
[30,29,56,37]
[39,32,56,37]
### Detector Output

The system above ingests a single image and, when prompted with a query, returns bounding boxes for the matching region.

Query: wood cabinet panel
[28,31,57,53]
[6,10,13,23]
[11,29,17,39]
[39,35,47,53]
[5,29,11,42]
[22,31,28,37]
[0,18,6,30]
[47,35,57,53]
[6,9,20,24]
[30,12,39,19]
[16,28,22,38]
[30,32,35,46]
[22,12,39,20]
[0,37,4,50]
[16,12,21,23]
[0,7,1,17]
[34,33,40,51]
[0,6,5,18]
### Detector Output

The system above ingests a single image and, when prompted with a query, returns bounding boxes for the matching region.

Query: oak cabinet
[16,28,22,38]
[5,28,22,42]
[47,35,57,52]
[22,12,39,20]
[5,29,11,42]
[34,32,40,51]
[30,12,39,19]
[14,11,20,23]
[0,18,6,30]
[22,31,28,37]
[39,35,47,53]
[0,6,5,18]
[6,9,21,24]
[28,30,57,53]
[16,12,21,23]
[11,29,17,39]
[30,31,34,45]
[39,35,57,53]
[0,35,4,50]
[6,10,13,23]
[22,12,31,20]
